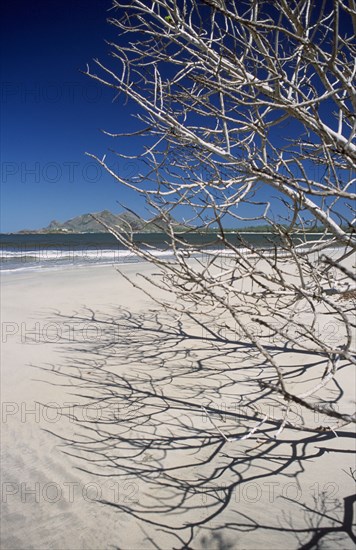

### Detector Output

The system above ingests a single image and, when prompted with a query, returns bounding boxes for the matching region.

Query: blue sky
[1,0,146,232]
[1,1,353,233]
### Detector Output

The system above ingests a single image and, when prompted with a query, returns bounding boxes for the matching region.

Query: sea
[0,232,336,273]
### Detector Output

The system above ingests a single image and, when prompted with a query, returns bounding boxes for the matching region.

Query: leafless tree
[85,0,355,431]
[44,1,356,546]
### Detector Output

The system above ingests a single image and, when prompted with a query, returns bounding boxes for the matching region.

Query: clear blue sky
[1,1,353,233]
[1,0,146,232]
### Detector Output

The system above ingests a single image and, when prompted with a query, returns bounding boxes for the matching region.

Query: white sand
[1,263,355,549]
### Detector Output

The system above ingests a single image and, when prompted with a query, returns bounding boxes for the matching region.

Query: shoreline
[0,244,346,275]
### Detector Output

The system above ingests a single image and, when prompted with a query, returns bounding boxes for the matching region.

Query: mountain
[18,210,187,234]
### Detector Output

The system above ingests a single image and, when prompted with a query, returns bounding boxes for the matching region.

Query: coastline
[1,231,346,273]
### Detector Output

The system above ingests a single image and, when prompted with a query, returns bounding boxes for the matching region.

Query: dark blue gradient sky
[1,1,353,232]
[1,0,145,232]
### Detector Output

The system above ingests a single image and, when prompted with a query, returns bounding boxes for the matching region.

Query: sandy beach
[2,0,356,547]
[1,262,355,550]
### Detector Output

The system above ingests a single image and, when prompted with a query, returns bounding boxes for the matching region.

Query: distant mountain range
[17,210,187,234]
[14,211,341,235]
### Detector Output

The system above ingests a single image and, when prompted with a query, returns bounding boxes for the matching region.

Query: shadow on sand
[35,306,355,549]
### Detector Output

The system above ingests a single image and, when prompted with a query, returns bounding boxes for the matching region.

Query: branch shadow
[34,305,356,549]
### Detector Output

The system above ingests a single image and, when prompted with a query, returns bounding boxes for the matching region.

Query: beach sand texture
[1,262,355,549]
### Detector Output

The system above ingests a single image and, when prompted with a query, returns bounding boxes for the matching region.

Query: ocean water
[0,232,332,272]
